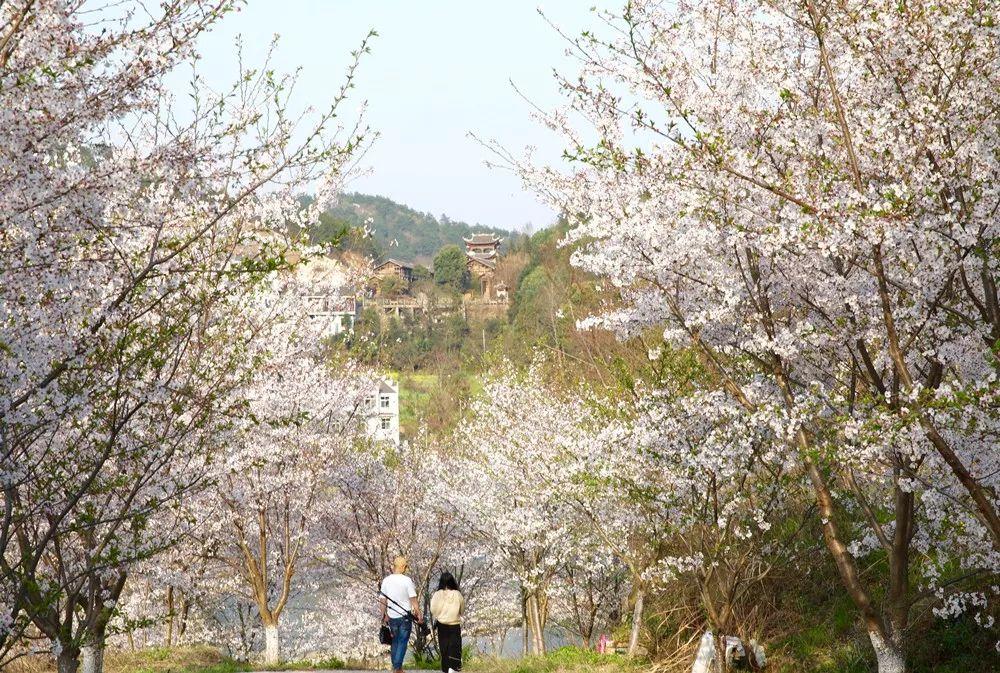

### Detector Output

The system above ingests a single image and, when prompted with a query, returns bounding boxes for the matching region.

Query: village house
[373,258,414,286]
[296,256,360,336]
[364,378,400,446]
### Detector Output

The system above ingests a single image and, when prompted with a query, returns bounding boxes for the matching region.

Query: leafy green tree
[439,313,470,352]
[411,264,432,281]
[433,245,469,291]
[379,275,404,297]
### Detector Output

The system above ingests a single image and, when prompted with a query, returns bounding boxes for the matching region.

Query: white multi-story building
[304,293,360,336]
[365,378,400,446]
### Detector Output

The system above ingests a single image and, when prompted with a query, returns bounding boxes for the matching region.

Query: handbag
[379,623,393,645]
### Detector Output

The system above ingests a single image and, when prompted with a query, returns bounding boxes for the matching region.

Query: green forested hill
[310,192,518,264]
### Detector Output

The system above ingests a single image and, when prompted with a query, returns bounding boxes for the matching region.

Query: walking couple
[380,556,464,673]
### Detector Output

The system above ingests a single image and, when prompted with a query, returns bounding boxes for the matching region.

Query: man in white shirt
[380,556,422,673]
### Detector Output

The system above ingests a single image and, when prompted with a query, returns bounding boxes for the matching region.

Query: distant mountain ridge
[311,192,518,265]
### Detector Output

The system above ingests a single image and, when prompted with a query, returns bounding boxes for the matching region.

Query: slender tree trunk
[166,586,175,647]
[536,596,547,655]
[179,597,190,638]
[628,588,644,656]
[263,621,280,666]
[80,644,104,673]
[521,591,529,656]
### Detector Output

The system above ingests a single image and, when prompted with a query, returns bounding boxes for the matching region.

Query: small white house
[364,378,400,445]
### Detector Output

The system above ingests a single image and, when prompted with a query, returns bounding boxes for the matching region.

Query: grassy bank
[6,647,351,673]
[7,646,645,673]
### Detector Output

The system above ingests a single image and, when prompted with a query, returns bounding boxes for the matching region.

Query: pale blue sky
[188,1,618,231]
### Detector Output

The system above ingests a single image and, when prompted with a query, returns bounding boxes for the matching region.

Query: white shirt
[381,573,417,619]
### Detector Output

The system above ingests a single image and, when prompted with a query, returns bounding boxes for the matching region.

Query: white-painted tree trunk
[528,595,546,655]
[628,589,645,656]
[81,644,104,673]
[690,631,715,673]
[869,631,906,673]
[264,623,281,666]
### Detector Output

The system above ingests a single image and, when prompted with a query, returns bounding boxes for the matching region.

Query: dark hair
[438,571,459,591]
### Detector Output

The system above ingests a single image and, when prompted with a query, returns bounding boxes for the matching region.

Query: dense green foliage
[312,192,516,264]
[433,244,470,291]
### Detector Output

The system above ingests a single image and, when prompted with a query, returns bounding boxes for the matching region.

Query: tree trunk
[527,595,545,655]
[263,622,281,666]
[178,597,190,638]
[81,644,104,673]
[869,630,906,673]
[520,589,529,656]
[628,588,644,656]
[57,644,81,673]
[166,586,175,647]
[526,595,538,654]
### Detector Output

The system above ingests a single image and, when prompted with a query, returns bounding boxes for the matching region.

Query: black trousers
[436,622,461,672]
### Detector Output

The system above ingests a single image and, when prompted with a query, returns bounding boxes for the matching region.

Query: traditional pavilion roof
[463,233,503,246]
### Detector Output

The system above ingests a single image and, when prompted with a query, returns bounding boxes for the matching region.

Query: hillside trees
[319,193,514,262]
[515,1,1000,669]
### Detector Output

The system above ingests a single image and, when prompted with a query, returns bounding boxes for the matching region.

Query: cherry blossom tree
[322,440,459,591]
[195,280,371,666]
[440,365,601,656]
[1,0,373,667]
[448,363,800,662]
[18,307,252,673]
[508,1,1000,669]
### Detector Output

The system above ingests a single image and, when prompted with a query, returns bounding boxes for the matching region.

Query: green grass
[766,599,1000,673]
[112,647,640,673]
[398,372,436,429]
[83,647,347,673]
[104,646,253,673]
[468,647,645,673]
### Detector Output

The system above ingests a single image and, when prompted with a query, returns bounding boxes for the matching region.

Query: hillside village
[300,201,537,445]
[295,198,636,444]
[371,233,510,322]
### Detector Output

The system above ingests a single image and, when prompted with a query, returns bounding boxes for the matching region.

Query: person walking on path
[381,556,423,673]
[430,571,465,673]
